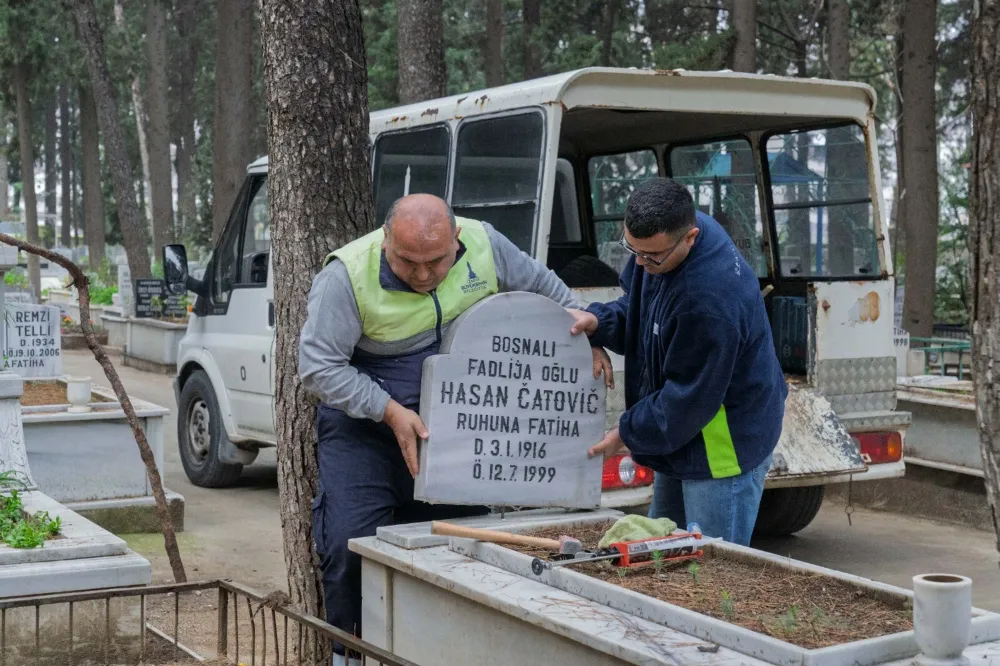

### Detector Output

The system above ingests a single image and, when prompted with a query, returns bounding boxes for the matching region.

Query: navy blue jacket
[588,212,787,480]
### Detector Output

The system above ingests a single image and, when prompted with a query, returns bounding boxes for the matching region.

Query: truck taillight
[852,432,903,464]
[602,454,654,490]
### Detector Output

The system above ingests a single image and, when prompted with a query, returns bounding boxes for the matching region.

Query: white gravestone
[415,292,606,509]
[3,303,62,377]
[117,261,134,317]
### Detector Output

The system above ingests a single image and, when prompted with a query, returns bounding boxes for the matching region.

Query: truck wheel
[178,370,243,488]
[753,485,825,537]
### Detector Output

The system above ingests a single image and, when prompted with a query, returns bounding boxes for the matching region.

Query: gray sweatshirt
[299,222,579,422]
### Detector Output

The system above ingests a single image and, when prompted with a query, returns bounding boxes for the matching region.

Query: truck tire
[178,370,243,488]
[556,255,620,288]
[753,485,825,537]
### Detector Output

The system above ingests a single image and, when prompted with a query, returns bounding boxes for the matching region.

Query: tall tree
[484,0,504,87]
[599,0,621,66]
[900,0,939,338]
[826,0,855,274]
[522,0,542,79]
[13,62,41,297]
[397,0,445,103]
[211,0,255,241]
[730,0,757,72]
[59,86,72,248]
[828,0,850,79]
[970,0,1000,554]
[259,0,373,617]
[172,0,200,242]
[0,107,7,216]
[113,0,153,228]
[146,0,173,251]
[79,85,104,268]
[69,0,152,281]
[44,93,58,246]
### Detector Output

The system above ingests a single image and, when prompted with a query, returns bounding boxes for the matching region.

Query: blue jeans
[313,406,488,655]
[647,454,771,546]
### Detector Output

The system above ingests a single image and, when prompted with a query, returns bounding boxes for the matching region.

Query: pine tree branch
[0,233,187,584]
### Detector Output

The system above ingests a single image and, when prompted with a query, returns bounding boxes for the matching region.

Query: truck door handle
[268,301,275,327]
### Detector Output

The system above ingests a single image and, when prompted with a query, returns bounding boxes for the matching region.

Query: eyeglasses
[619,227,693,266]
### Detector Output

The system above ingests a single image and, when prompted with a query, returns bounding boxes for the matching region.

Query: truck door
[201,175,275,441]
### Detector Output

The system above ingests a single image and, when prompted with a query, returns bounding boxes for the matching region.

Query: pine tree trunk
[970,0,1000,550]
[522,0,542,80]
[79,85,106,269]
[174,0,200,242]
[397,0,446,103]
[14,63,41,298]
[60,87,73,248]
[730,0,757,73]
[599,0,620,67]
[0,104,9,217]
[70,0,151,280]
[484,0,504,87]
[146,0,174,251]
[259,0,373,618]
[44,93,58,246]
[828,0,850,79]
[900,0,939,338]
[212,0,255,242]
[113,0,152,229]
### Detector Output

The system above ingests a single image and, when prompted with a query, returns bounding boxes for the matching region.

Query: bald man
[299,194,580,662]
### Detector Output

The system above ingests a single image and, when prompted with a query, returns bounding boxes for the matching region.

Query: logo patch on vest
[461,261,489,294]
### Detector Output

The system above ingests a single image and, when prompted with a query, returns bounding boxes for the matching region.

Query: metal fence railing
[910,336,972,380]
[0,579,417,666]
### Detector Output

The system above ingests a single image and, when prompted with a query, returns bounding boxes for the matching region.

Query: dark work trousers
[313,405,488,654]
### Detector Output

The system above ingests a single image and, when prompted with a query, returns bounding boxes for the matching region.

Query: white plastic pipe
[912,573,972,666]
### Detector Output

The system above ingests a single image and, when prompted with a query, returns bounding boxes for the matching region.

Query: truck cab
[167,68,910,531]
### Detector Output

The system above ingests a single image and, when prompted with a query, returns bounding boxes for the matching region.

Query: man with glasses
[569,178,787,546]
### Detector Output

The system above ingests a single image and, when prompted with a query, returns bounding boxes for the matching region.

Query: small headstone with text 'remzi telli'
[415,292,606,509]
[3,303,61,378]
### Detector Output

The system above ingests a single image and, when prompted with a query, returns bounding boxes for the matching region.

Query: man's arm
[484,223,580,307]
[581,260,633,355]
[298,261,392,421]
[618,311,741,456]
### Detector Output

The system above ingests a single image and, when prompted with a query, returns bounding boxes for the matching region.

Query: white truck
[163,68,910,533]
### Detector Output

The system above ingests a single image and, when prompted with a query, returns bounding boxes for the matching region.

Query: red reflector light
[853,432,903,464]
[602,454,655,489]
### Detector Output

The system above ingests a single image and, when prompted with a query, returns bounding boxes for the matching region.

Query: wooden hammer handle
[431,521,562,550]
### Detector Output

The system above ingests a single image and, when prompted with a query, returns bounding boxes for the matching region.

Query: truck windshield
[766,124,879,279]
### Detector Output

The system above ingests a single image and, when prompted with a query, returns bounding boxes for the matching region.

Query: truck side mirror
[163,244,189,295]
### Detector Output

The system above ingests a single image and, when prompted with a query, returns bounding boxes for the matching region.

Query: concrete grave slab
[416,292,606,509]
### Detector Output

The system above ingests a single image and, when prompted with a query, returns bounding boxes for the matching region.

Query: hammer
[430,521,583,555]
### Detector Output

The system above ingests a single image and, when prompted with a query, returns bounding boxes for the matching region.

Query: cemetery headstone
[415,292,606,509]
[3,302,61,378]
[134,279,165,319]
[117,261,134,317]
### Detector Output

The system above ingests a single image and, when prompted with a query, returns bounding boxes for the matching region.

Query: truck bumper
[765,459,905,489]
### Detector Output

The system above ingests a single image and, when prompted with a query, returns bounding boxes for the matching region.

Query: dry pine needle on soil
[515,521,912,649]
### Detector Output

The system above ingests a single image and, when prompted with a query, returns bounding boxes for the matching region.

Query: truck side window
[238,179,271,286]
[210,179,252,308]
[373,126,450,225]
[588,149,658,275]
[453,111,543,253]
[670,139,769,278]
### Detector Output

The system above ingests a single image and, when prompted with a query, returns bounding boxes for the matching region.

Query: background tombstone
[416,292,606,509]
[117,260,134,317]
[3,302,62,378]
[134,278,166,318]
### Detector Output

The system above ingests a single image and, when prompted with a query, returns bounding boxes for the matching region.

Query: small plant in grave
[688,561,701,584]
[616,566,630,580]
[779,605,800,632]
[0,471,60,549]
[651,550,664,575]
[720,590,735,620]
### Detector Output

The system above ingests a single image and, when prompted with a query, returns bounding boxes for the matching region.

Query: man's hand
[592,346,614,389]
[567,308,599,336]
[383,400,427,478]
[588,426,628,460]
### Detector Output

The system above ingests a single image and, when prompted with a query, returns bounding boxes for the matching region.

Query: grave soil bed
[20,381,114,407]
[513,521,912,649]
